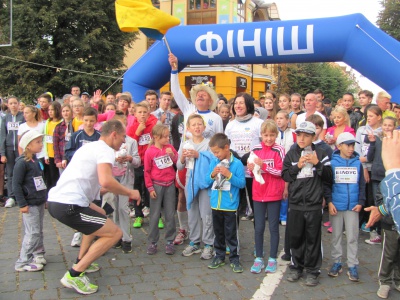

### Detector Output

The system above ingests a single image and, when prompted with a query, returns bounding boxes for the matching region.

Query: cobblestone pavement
[0,206,391,300]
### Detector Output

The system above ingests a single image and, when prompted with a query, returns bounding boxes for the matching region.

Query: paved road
[0,206,388,299]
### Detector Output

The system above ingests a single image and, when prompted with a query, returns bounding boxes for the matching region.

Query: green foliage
[275,63,357,105]
[377,0,400,41]
[0,0,137,102]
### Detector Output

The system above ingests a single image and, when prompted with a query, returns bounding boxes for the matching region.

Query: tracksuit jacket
[0,112,25,154]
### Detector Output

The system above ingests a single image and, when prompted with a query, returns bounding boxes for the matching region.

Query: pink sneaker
[327,227,333,233]
[173,229,188,245]
[365,235,382,245]
[323,221,331,227]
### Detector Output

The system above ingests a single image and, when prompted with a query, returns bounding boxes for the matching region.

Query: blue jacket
[330,150,366,211]
[205,153,246,211]
[186,151,215,210]
[379,170,400,234]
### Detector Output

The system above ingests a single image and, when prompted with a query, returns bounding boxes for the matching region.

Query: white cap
[336,132,357,145]
[19,130,44,150]
[295,121,316,135]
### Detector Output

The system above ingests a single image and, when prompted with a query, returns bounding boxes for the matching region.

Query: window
[237,0,246,23]
[187,0,217,24]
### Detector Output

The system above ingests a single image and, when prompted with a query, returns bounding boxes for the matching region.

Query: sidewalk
[0,206,386,299]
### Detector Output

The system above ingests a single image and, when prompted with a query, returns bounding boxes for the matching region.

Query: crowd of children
[1,64,400,297]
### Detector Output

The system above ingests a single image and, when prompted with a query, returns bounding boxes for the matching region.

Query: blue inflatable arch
[123,14,400,103]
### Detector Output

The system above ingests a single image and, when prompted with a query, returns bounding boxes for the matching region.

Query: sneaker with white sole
[377,285,390,299]
[182,242,201,257]
[265,257,277,273]
[129,208,135,218]
[33,256,47,265]
[15,263,43,272]
[72,262,100,273]
[200,244,214,260]
[142,206,150,217]
[71,232,82,247]
[173,229,188,245]
[60,271,98,295]
[365,231,382,245]
[4,198,15,208]
[250,257,264,274]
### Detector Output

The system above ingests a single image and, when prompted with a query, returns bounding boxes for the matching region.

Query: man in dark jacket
[282,121,332,287]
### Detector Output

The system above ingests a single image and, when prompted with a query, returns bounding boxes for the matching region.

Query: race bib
[139,133,151,146]
[263,159,274,168]
[235,143,250,154]
[45,135,53,144]
[335,167,358,183]
[154,154,173,169]
[361,145,369,157]
[65,133,71,142]
[7,122,19,131]
[33,176,47,191]
[212,179,231,191]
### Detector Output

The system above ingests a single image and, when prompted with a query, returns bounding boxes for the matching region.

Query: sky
[272,0,385,98]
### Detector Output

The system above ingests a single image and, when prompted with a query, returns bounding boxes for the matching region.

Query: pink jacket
[326,125,356,137]
[144,144,178,192]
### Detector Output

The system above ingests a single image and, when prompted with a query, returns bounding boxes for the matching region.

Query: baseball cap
[81,92,90,96]
[336,132,357,145]
[19,130,44,151]
[295,121,316,135]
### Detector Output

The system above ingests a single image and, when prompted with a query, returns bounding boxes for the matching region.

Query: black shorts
[48,202,107,235]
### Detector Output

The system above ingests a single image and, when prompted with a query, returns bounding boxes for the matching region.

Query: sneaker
[226,247,230,255]
[133,217,143,228]
[361,222,370,233]
[147,243,157,255]
[208,257,225,269]
[121,241,132,253]
[60,271,98,295]
[4,197,15,208]
[114,239,122,249]
[240,215,253,221]
[365,233,382,245]
[305,275,319,286]
[287,271,302,282]
[281,220,287,226]
[33,256,47,265]
[200,244,214,260]
[142,206,150,217]
[158,218,164,229]
[230,261,244,273]
[323,221,331,227]
[173,229,188,245]
[129,208,135,218]
[377,285,390,299]
[265,257,277,273]
[71,232,82,247]
[250,257,264,274]
[281,253,291,262]
[182,242,201,257]
[73,262,100,273]
[327,227,333,233]
[347,266,359,282]
[15,263,43,272]
[165,243,175,255]
[328,262,342,277]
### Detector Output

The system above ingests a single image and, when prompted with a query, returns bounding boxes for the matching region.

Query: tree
[377,0,400,42]
[274,63,356,105]
[0,0,137,101]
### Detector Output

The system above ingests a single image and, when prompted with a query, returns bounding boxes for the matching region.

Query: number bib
[33,176,47,191]
[45,135,53,143]
[7,122,19,131]
[361,145,369,157]
[65,133,71,142]
[139,133,151,145]
[154,154,173,169]
[335,167,358,183]
[235,143,250,155]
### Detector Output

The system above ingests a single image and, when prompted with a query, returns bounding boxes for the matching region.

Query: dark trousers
[283,210,291,256]
[289,209,322,276]
[44,157,59,193]
[212,210,239,263]
[133,166,149,218]
[371,180,382,234]
[379,229,400,286]
[253,200,281,259]
[5,147,19,198]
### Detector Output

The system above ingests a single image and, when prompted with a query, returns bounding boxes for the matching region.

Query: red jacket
[127,114,159,163]
[144,144,178,192]
[251,143,285,202]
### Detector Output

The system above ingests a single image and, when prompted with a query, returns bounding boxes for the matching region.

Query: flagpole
[163,36,177,69]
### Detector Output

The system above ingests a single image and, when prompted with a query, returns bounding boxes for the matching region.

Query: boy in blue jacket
[327,132,366,282]
[206,133,246,273]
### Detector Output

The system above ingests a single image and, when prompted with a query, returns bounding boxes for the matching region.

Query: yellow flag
[115,0,180,37]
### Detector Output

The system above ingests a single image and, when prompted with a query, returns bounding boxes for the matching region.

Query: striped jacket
[250,143,286,202]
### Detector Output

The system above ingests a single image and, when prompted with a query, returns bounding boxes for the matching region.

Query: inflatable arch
[123,14,400,103]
